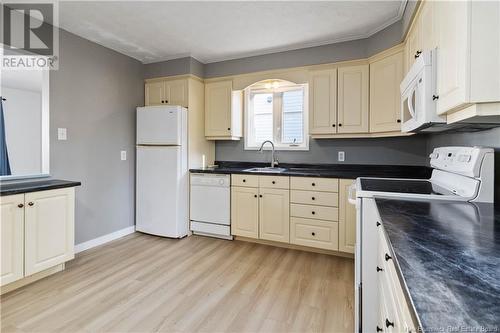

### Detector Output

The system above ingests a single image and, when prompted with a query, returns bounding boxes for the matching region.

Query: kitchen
[0,1,499,332]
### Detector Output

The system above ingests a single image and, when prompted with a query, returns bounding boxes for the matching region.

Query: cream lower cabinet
[0,188,75,288]
[259,188,289,243]
[338,179,357,254]
[0,194,25,286]
[231,186,259,238]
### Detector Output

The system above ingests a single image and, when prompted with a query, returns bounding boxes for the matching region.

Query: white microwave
[400,48,446,132]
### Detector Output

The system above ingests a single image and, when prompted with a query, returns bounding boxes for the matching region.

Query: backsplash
[215,135,429,166]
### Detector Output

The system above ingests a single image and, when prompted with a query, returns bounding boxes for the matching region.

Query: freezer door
[136,146,188,238]
[137,106,183,145]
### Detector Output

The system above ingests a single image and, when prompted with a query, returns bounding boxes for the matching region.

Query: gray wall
[427,128,500,200]
[50,29,144,244]
[216,135,429,166]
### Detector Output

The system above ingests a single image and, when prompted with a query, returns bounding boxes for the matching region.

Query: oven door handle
[348,183,357,205]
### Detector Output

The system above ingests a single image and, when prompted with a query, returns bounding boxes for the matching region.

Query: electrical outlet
[120,150,127,161]
[338,151,345,162]
[57,128,67,140]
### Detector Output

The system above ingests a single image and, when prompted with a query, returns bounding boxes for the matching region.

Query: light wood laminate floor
[1,233,354,333]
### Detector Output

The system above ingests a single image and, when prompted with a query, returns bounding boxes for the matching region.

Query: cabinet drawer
[231,174,259,187]
[290,190,338,207]
[258,176,289,189]
[290,177,339,192]
[290,204,338,221]
[290,217,339,250]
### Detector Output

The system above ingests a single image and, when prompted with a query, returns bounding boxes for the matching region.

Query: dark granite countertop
[375,198,500,332]
[190,161,432,180]
[0,178,81,196]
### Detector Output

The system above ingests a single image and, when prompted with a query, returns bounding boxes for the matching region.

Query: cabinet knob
[385,253,392,261]
[227,127,231,131]
[385,319,394,328]
[377,326,383,332]
[161,100,164,103]
[272,181,276,184]
[376,266,383,272]
[432,95,439,101]
[311,197,315,200]
[332,124,336,127]
[242,179,246,182]
[376,221,381,227]
[338,123,342,127]
[254,194,257,198]
[28,202,34,206]
[414,50,422,59]
[311,182,316,186]
[311,211,316,215]
[18,203,24,208]
[397,119,401,123]
[259,195,263,198]
[165,100,168,104]
[311,232,316,236]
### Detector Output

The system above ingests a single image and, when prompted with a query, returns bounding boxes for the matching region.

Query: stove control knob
[429,152,439,159]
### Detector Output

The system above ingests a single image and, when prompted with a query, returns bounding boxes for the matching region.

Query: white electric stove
[353,146,495,333]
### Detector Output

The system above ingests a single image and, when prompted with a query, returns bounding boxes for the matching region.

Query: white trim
[74,226,135,254]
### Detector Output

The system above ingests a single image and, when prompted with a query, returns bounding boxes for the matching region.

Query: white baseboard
[75,226,136,254]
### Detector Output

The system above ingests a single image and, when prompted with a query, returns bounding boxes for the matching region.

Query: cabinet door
[370,51,404,133]
[231,186,259,238]
[309,68,337,134]
[145,81,165,106]
[165,79,188,107]
[337,64,369,133]
[405,18,422,72]
[259,188,290,243]
[420,1,438,52]
[205,80,233,137]
[25,188,75,276]
[0,194,24,286]
[436,0,469,114]
[338,179,356,253]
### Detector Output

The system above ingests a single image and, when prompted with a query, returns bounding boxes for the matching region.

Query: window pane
[252,93,273,143]
[282,89,303,144]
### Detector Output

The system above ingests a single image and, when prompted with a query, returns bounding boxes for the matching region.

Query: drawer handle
[377,326,383,332]
[28,202,34,207]
[18,203,24,208]
[311,197,315,200]
[311,211,316,215]
[311,232,316,236]
[312,182,316,186]
[376,221,381,227]
[272,181,276,184]
[385,319,394,328]
[376,266,383,272]
[385,253,392,261]
[243,179,246,182]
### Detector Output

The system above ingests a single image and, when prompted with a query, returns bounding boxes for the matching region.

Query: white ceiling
[58,1,407,64]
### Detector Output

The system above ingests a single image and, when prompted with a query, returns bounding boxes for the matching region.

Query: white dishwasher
[190,173,232,240]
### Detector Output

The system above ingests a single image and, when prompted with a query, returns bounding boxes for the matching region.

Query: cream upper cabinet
[259,188,290,243]
[24,188,75,276]
[338,179,356,253]
[145,79,188,107]
[309,68,337,135]
[370,50,404,133]
[164,79,188,107]
[231,186,259,238]
[420,0,438,53]
[0,194,25,286]
[435,0,500,116]
[145,81,165,106]
[205,80,242,140]
[405,17,422,73]
[337,64,369,133]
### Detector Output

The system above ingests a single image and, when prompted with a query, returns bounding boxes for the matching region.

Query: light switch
[57,128,67,140]
[338,151,345,162]
[120,150,127,161]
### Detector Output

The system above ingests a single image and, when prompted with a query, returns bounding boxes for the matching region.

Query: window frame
[244,82,309,151]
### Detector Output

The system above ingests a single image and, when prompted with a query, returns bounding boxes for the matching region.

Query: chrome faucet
[258,140,278,168]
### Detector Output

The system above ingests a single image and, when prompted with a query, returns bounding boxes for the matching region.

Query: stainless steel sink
[243,167,287,173]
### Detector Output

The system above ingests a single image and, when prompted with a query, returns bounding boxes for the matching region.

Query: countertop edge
[0,179,82,196]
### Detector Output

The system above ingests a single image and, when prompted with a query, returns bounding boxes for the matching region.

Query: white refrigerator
[136,105,188,238]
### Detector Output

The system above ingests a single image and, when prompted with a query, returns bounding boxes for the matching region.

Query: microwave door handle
[407,88,416,118]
